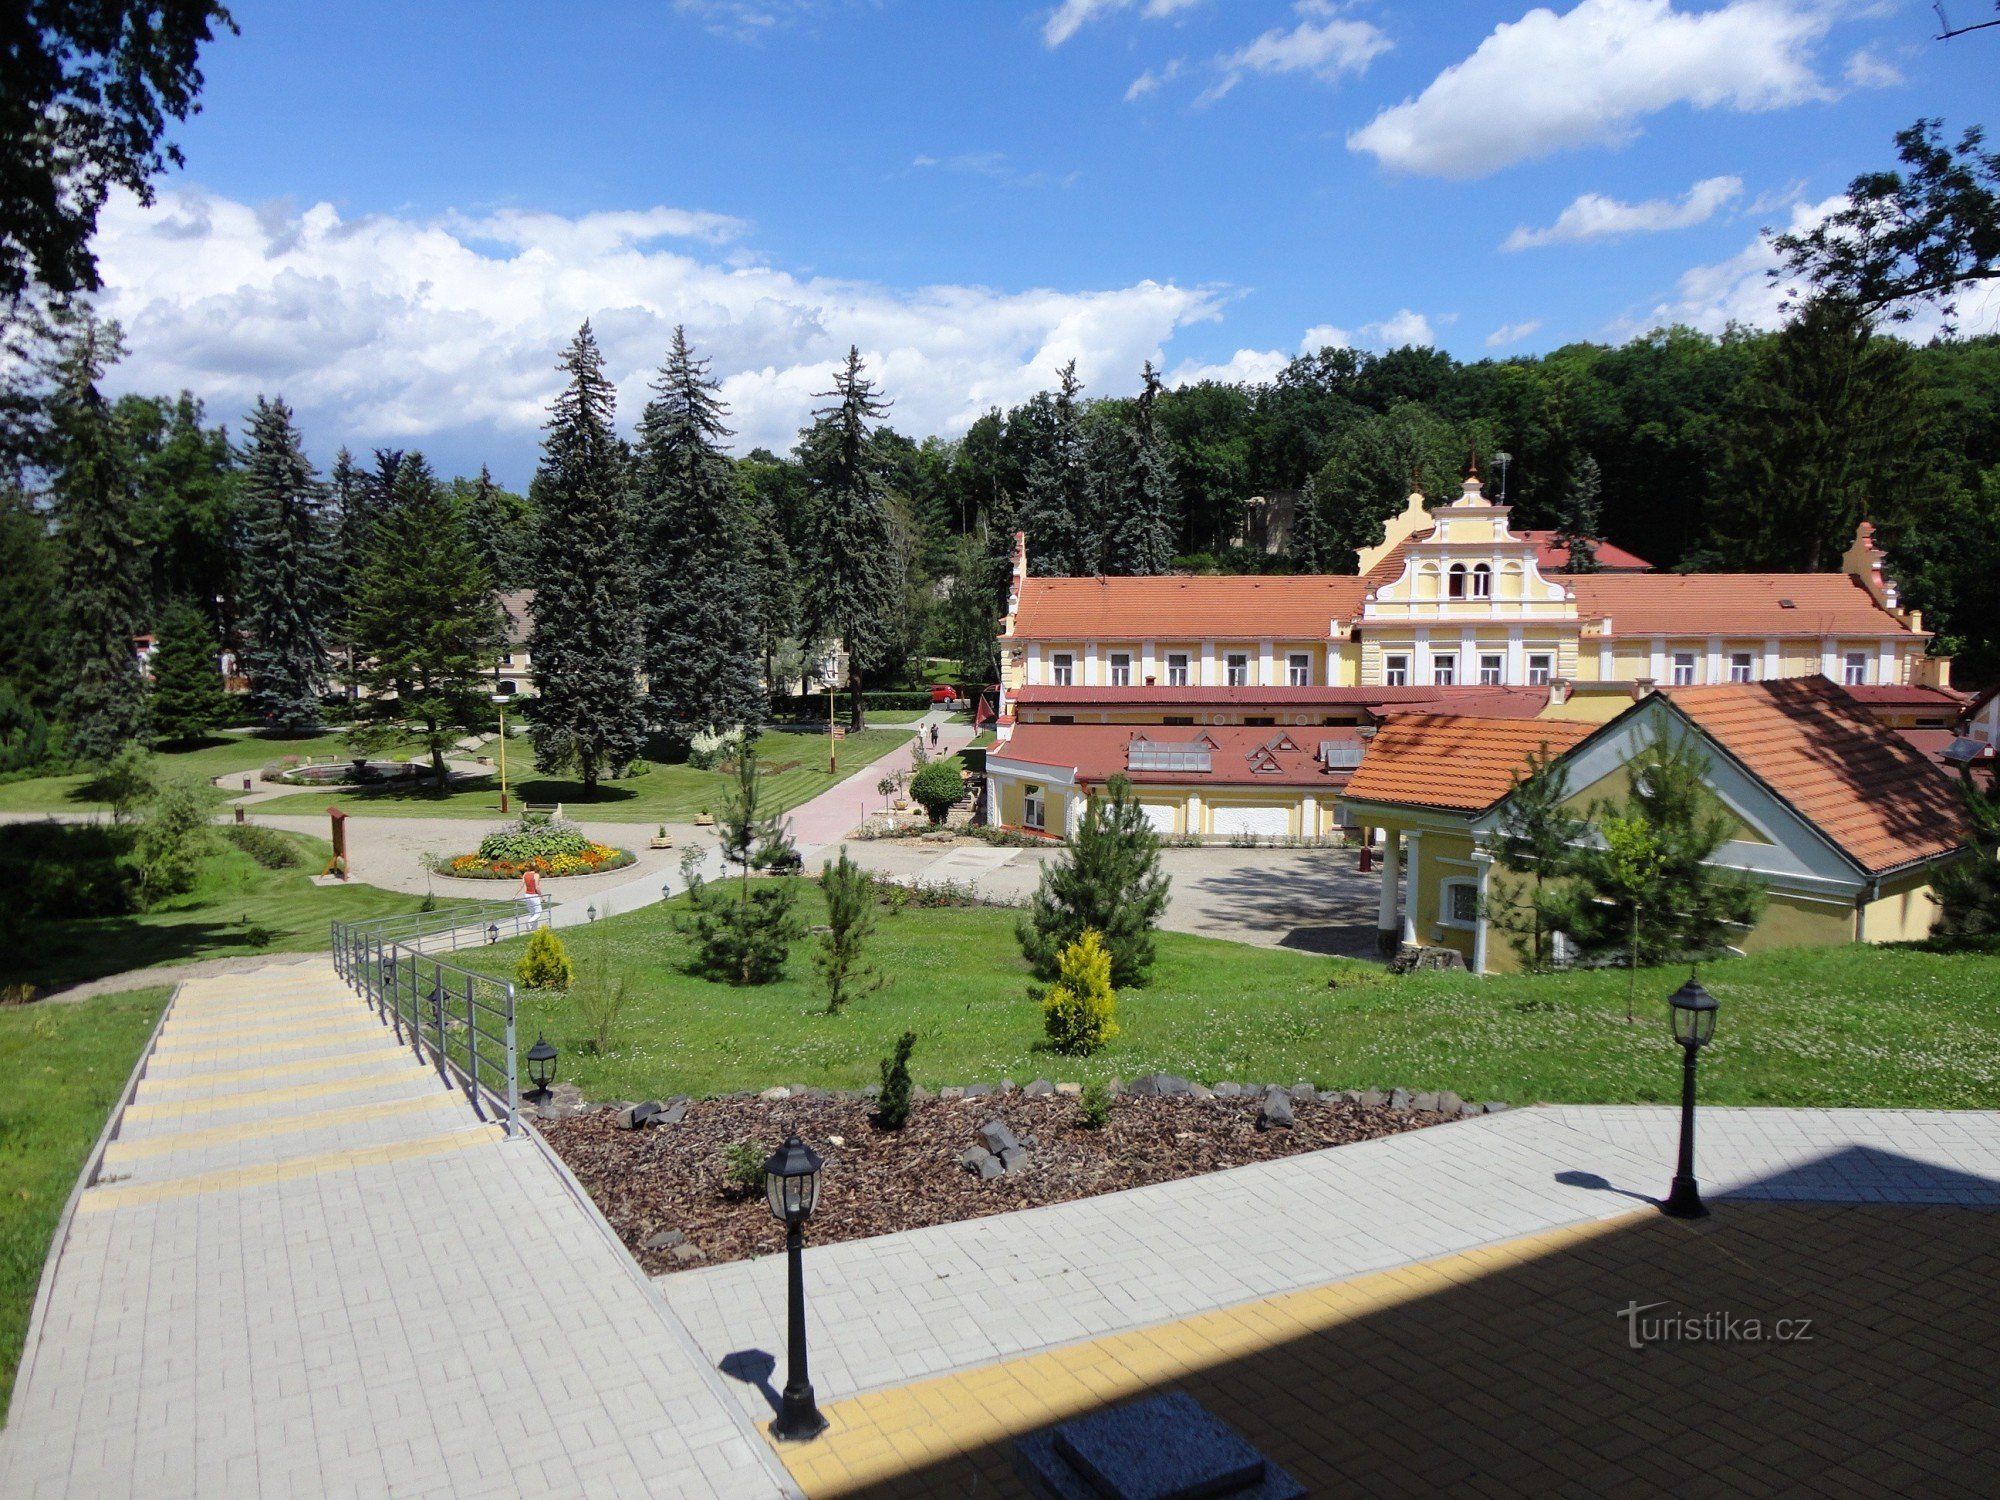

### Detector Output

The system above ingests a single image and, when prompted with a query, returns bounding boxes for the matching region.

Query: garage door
[1212,805,1290,837]
[1139,803,1177,835]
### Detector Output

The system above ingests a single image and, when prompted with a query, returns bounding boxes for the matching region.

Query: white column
[1507,627,1524,685]
[1648,639,1666,683]
[1027,643,1042,685]
[1762,637,1779,680]
[1706,635,1723,685]
[1300,794,1318,838]
[1201,641,1217,687]
[1820,640,1839,681]
[1259,639,1274,687]
[1414,627,1431,686]
[1401,832,1422,945]
[1878,639,1896,685]
[1142,638,1157,684]
[1598,639,1614,680]
[1186,792,1204,836]
[1377,833,1400,941]
[1084,641,1099,687]
[1472,852,1492,976]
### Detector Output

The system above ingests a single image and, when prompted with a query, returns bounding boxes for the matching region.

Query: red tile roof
[1837,683,1969,708]
[992,723,1363,789]
[1011,575,1366,640]
[1666,677,1969,874]
[1571,574,1911,637]
[1342,717,1595,812]
[1513,530,1653,572]
[1009,684,1550,717]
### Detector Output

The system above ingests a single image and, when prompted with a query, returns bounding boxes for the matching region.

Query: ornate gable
[1360,469,1577,627]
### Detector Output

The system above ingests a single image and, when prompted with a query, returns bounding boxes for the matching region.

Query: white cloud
[1502,174,1742,250]
[92,186,1226,458]
[1486,319,1543,347]
[1348,0,1832,179]
[1843,45,1903,88]
[911,152,1078,189]
[1043,0,1204,49]
[1201,1,1390,103]
[672,0,816,42]
[1299,322,1353,351]
[1166,346,1291,387]
[1124,57,1184,102]
[1361,308,1437,346]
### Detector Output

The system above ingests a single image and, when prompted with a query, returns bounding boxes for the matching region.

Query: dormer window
[1470,563,1492,599]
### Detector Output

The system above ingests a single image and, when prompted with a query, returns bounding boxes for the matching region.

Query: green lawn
[9,832,463,992]
[0,729,373,814]
[0,987,170,1420]
[465,894,2000,1110]
[251,726,913,823]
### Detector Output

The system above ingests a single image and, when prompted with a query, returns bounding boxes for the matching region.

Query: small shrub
[1,983,37,1007]
[877,1030,917,1129]
[1077,1080,1113,1129]
[515,927,574,991]
[909,759,965,824]
[1041,928,1120,1056]
[688,724,746,771]
[571,957,631,1055]
[815,848,885,1015]
[419,890,438,914]
[243,923,275,950]
[221,824,301,869]
[132,775,221,907]
[88,743,158,824]
[722,1139,767,1195]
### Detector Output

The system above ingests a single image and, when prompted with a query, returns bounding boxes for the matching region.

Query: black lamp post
[486,922,500,945]
[525,1034,558,1102]
[1663,973,1719,1218]
[763,1132,828,1442]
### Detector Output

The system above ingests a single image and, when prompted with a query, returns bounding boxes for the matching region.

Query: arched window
[1471,563,1492,598]
[1447,563,1467,599]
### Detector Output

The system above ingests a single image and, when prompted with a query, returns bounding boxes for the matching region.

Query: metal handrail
[336,897,557,956]
[330,902,547,1136]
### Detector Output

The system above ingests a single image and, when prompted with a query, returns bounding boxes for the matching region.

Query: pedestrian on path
[929,721,940,751]
[518,867,543,920]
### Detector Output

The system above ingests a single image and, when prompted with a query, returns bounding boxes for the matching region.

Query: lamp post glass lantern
[1663,974,1719,1218]
[486,922,500,945]
[763,1133,828,1441]
[525,1034,557,1100]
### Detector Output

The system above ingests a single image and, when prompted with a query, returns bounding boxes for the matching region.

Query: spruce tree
[349,454,503,788]
[46,311,149,761]
[1018,773,1171,987]
[799,346,898,731]
[1554,454,1603,573]
[1017,361,1094,576]
[1289,475,1328,571]
[631,326,764,744]
[148,597,230,743]
[527,324,645,791]
[457,466,534,589]
[743,483,797,711]
[1101,361,1178,576]
[236,396,333,731]
[1486,745,1590,970]
[1932,773,2000,940]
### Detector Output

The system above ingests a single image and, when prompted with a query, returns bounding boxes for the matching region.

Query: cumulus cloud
[90,186,1227,461]
[1502,174,1742,250]
[1124,57,1184,102]
[1362,308,1437,346]
[1299,322,1353,351]
[1486,319,1543,347]
[1043,0,1204,49]
[1348,0,1832,179]
[1843,45,1903,89]
[1166,346,1292,387]
[1201,1,1390,103]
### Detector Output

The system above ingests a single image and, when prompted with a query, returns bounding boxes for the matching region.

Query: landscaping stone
[643,1228,685,1251]
[980,1120,1022,1156]
[977,1153,1005,1180]
[1213,1082,1243,1098]
[964,1082,995,1099]
[1390,1088,1412,1110]
[1258,1089,1294,1131]
[1000,1079,1017,1093]
[861,1083,882,1098]
[1289,1082,1315,1103]
[1189,1083,1214,1101]
[1338,1090,1363,1105]
[1438,1091,1465,1116]
[657,1097,689,1126]
[1025,1079,1055,1098]
[758,1087,790,1102]
[939,1086,965,1101]
[959,1147,996,1175]
[1054,1083,1082,1097]
[668,1243,705,1264]
[1484,1101,1510,1114]
[1412,1091,1440,1113]
[998,1145,1030,1174]
[1360,1088,1386,1108]
[616,1101,663,1130]
[1460,1101,1484,1118]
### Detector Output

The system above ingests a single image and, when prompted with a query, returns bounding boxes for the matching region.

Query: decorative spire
[1465,444,1480,481]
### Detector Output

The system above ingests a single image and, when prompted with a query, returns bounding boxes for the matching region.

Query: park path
[0,961,795,1500]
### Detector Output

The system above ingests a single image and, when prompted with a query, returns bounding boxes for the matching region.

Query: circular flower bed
[445,817,635,879]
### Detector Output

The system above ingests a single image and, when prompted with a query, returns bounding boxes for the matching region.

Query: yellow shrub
[515,927,573,991]
[1041,928,1119,1055]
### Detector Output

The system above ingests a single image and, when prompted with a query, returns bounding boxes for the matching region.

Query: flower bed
[445,815,634,879]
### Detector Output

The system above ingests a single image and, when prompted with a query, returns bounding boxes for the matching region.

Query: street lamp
[763,1133,828,1442]
[490,691,511,814]
[1663,973,1719,1218]
[525,1034,558,1101]
[586,902,597,923]
[1492,450,1512,502]
[486,922,500,945]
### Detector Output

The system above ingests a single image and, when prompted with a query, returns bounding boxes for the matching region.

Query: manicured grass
[467,895,2000,1109]
[0,730,373,814]
[0,987,170,1420]
[8,832,464,991]
[251,727,913,823]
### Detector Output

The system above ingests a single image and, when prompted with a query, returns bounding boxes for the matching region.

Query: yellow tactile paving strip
[166,1005,364,1036]
[102,1090,464,1166]
[118,1068,423,1125]
[134,1048,412,1095]
[776,1203,2000,1497]
[82,1124,503,1212]
[147,1030,397,1066]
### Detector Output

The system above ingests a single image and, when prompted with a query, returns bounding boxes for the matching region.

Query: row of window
[1046,650,1315,688]
[1382,651,1556,688]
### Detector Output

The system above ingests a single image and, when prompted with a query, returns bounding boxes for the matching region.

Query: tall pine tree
[46,311,149,761]
[631,326,764,743]
[799,346,898,731]
[148,596,230,743]
[236,396,333,731]
[1289,474,1328,571]
[1554,454,1603,573]
[1017,361,1094,576]
[1101,361,1178,576]
[742,479,797,710]
[527,324,645,791]
[350,454,503,788]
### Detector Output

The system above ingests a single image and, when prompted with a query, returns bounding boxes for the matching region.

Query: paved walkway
[0,962,793,1500]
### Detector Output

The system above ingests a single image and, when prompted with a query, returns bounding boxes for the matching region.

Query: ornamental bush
[515,927,573,991]
[1041,928,1119,1056]
[476,816,592,864]
[909,758,965,824]
[876,1030,917,1129]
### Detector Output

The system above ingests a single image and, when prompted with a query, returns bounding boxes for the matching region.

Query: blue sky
[91,0,1997,485]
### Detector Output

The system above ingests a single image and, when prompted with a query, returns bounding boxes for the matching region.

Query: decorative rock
[1338,1090,1363,1105]
[616,1101,663,1130]
[669,1243,706,1264]
[644,1228,685,1251]
[959,1147,996,1175]
[1000,1079,1017,1093]
[1289,1082,1315,1103]
[980,1119,1022,1156]
[1483,1100,1510,1114]
[827,1135,846,1147]
[999,1145,1030,1173]
[1054,1082,1082,1097]
[1189,1083,1214,1101]
[977,1153,1005,1180]
[963,1082,995,1099]
[657,1097,689,1126]
[758,1087,791,1102]
[794,1086,831,1102]
[939,1086,965,1101]
[1438,1091,1464,1116]
[1360,1088,1386,1108]
[1024,1079,1055,1098]
[1257,1089,1295,1131]
[861,1083,882,1098]
[1127,1074,1161,1096]
[1389,1087,1412,1110]
[1459,1101,1483,1118]
[1106,1078,1124,1095]
[1412,1091,1440,1113]
[1213,1082,1243,1098]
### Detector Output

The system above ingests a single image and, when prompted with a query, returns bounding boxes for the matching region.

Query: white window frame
[1166,652,1190,687]
[1526,653,1553,686]
[1671,652,1696,687]
[1384,654,1410,688]
[1730,652,1754,684]
[1478,653,1504,686]
[1432,652,1457,687]
[1447,564,1467,600]
[1470,563,1492,599]
[1843,651,1868,686]
[1109,652,1132,688]
[1286,652,1311,687]
[1225,652,1250,687]
[1051,653,1075,687]
[1023,784,1046,831]
[1439,877,1479,931]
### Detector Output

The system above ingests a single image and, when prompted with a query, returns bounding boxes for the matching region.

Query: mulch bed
[542,1093,1457,1277]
